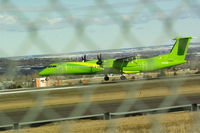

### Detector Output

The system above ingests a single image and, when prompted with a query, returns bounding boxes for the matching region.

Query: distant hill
[2,42,200,60]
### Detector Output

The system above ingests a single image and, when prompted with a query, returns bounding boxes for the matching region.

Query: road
[0,75,200,126]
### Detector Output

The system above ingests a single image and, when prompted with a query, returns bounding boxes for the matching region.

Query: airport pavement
[1,74,200,95]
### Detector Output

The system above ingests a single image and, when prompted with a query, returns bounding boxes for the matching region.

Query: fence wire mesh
[0,0,200,133]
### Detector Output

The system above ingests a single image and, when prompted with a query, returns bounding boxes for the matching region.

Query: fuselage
[39,54,186,76]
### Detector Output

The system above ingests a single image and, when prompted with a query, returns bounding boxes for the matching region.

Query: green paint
[39,37,192,76]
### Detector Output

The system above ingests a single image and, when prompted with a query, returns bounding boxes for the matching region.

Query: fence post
[104,112,111,120]
[13,123,19,130]
[191,103,198,111]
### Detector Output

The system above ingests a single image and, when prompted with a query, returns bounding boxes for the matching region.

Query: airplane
[39,36,192,81]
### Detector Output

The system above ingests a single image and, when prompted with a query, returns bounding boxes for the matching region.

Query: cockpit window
[48,65,57,68]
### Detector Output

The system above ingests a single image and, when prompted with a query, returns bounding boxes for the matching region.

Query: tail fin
[169,36,192,60]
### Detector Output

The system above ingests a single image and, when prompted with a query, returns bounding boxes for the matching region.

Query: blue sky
[0,0,200,57]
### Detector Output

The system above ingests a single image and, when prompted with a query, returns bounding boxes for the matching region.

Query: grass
[1,111,199,133]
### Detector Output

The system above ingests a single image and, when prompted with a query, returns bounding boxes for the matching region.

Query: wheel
[45,77,49,81]
[104,75,109,81]
[120,75,127,80]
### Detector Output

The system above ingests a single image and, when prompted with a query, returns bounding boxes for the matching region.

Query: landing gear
[104,75,109,81]
[120,75,127,80]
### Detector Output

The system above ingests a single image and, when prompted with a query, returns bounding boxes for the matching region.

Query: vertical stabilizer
[169,36,192,60]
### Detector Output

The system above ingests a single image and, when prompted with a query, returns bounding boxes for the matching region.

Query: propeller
[81,54,87,62]
[96,54,103,66]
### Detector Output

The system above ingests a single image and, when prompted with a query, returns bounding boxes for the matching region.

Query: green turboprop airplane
[39,36,192,81]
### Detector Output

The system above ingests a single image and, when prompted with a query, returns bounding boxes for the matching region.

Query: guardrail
[0,103,199,131]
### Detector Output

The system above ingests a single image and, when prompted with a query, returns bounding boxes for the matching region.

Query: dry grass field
[1,111,200,133]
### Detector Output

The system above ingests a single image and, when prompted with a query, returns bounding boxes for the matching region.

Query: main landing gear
[103,74,127,81]
[104,75,110,81]
[120,75,127,80]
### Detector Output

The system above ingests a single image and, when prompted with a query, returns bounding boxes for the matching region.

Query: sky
[0,0,200,57]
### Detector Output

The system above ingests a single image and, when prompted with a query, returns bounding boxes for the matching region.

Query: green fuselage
[39,36,192,76]
[39,53,186,76]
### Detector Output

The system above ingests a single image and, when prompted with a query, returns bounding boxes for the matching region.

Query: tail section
[168,36,192,60]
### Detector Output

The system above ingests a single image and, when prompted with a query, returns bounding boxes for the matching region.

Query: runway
[1,74,200,95]
[1,75,200,126]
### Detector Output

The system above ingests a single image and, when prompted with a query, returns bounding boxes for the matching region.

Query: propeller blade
[81,54,87,62]
[96,54,103,65]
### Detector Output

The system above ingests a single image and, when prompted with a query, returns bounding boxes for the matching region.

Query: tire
[104,75,109,81]
[120,75,127,80]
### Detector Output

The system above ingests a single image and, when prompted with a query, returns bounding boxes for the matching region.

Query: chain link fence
[0,0,200,132]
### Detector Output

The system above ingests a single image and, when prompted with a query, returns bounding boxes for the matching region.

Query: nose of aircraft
[39,65,59,76]
[39,69,47,76]
[39,67,53,76]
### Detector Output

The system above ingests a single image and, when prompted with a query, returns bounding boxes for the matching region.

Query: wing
[115,55,137,62]
[112,55,136,70]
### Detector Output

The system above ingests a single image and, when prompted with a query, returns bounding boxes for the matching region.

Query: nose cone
[39,69,47,76]
[39,68,52,76]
